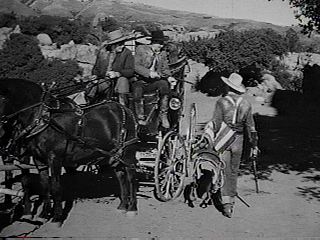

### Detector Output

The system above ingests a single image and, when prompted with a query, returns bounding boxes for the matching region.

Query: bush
[182,29,288,72]
[0,33,82,88]
[0,33,44,79]
[19,15,90,45]
[270,59,303,92]
[0,12,18,28]
[28,59,82,87]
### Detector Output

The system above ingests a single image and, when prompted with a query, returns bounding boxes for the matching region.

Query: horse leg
[37,166,51,221]
[20,169,32,220]
[48,153,63,223]
[125,166,138,216]
[114,167,129,213]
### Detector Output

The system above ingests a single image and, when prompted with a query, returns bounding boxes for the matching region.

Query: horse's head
[0,78,43,139]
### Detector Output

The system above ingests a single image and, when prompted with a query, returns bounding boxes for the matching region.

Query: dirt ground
[1,86,320,239]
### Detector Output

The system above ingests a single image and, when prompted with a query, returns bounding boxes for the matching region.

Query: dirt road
[1,65,320,238]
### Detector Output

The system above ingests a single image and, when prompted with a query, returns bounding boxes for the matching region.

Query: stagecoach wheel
[154,131,187,202]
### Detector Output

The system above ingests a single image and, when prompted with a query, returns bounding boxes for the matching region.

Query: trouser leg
[115,77,129,106]
[144,80,170,128]
[221,135,244,204]
[132,80,146,123]
[159,95,170,129]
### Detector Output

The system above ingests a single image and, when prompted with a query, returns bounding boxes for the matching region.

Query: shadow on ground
[0,168,122,232]
[239,112,320,202]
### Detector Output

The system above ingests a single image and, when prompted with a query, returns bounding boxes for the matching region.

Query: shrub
[0,12,18,28]
[19,15,90,45]
[0,33,44,79]
[28,59,82,88]
[182,29,288,72]
[0,33,82,88]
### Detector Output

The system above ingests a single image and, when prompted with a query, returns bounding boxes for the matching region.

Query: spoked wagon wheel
[154,131,187,201]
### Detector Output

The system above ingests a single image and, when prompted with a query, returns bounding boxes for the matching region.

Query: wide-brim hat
[221,73,246,93]
[147,30,169,43]
[102,29,137,46]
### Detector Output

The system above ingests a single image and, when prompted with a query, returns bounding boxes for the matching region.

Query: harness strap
[48,118,116,158]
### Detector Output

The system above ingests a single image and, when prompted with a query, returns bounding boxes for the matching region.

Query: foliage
[28,59,82,87]
[182,29,288,72]
[0,33,44,79]
[270,59,303,92]
[285,28,301,52]
[269,0,320,34]
[0,33,82,87]
[100,17,120,32]
[0,12,18,28]
[19,15,91,46]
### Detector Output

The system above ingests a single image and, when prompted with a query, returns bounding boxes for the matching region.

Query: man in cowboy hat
[211,72,258,218]
[92,29,135,106]
[133,30,173,128]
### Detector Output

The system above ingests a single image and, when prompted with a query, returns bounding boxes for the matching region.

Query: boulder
[0,27,13,49]
[78,62,94,77]
[37,33,52,46]
[260,74,283,92]
[76,45,98,65]
[57,43,77,60]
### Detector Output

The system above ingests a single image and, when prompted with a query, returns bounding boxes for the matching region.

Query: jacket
[135,45,171,81]
[92,47,134,79]
[212,93,258,146]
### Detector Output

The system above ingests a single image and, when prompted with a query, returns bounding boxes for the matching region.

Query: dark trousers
[132,79,169,101]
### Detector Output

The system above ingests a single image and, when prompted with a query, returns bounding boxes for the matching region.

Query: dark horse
[0,78,139,223]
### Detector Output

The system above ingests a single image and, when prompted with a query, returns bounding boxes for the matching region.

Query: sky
[125,0,298,26]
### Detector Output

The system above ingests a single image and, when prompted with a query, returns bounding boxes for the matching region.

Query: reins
[0,102,42,124]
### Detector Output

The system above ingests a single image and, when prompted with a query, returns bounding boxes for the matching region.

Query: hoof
[49,220,63,228]
[222,203,233,218]
[116,208,127,214]
[21,214,33,221]
[33,216,48,224]
[126,211,138,217]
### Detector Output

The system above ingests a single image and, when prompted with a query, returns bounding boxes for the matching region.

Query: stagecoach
[0,40,227,225]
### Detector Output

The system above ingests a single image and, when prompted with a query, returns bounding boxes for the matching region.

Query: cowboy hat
[102,29,137,46]
[221,73,246,93]
[147,30,169,43]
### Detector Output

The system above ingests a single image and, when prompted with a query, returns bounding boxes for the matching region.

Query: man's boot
[118,93,128,106]
[134,99,146,125]
[160,95,170,129]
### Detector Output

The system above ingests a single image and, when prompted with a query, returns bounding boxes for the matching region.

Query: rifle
[250,146,260,193]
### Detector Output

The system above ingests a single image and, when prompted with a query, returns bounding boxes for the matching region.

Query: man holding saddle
[210,73,259,218]
[92,29,135,106]
[133,30,174,128]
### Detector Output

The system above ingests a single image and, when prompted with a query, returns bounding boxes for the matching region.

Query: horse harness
[1,95,135,168]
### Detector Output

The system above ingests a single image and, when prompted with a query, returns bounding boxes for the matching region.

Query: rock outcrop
[0,25,21,49]
[40,40,98,76]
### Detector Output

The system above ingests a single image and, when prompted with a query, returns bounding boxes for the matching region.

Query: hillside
[9,0,291,33]
[0,0,37,16]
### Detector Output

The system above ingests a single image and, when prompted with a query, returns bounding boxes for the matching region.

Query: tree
[269,0,320,34]
[285,28,301,52]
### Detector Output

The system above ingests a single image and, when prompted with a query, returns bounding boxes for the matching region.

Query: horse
[0,78,139,224]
